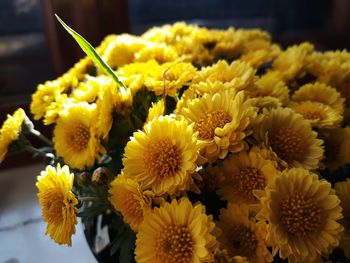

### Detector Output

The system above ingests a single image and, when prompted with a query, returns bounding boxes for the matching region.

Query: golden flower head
[135,198,218,263]
[320,127,350,171]
[217,203,272,263]
[109,174,152,232]
[179,89,256,163]
[53,102,105,170]
[134,42,178,64]
[117,60,159,94]
[36,164,78,246]
[146,99,165,123]
[272,42,314,81]
[31,81,64,121]
[253,107,324,169]
[217,147,278,206]
[335,179,350,258]
[256,168,344,262]
[292,82,345,115]
[96,78,133,139]
[0,108,27,163]
[102,34,146,69]
[194,60,256,91]
[123,115,199,195]
[246,96,282,114]
[254,71,289,105]
[145,62,196,97]
[290,101,343,129]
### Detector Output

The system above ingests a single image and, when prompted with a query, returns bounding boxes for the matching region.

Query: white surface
[0,164,96,263]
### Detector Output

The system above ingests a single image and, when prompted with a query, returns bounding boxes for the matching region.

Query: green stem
[23,145,55,159]
[79,196,99,202]
[30,129,52,146]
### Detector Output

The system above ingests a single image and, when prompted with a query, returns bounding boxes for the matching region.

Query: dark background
[0,0,350,168]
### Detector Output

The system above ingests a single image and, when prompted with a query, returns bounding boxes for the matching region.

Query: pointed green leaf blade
[55,14,125,88]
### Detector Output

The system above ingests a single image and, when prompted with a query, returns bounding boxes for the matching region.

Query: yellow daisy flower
[194,60,255,90]
[217,148,278,206]
[256,168,343,262]
[135,198,218,263]
[31,82,63,120]
[246,96,282,114]
[53,102,105,170]
[272,42,314,81]
[217,203,272,263]
[290,101,343,129]
[70,78,101,103]
[103,34,146,69]
[96,78,133,139]
[320,127,350,171]
[292,82,345,115]
[123,116,199,195]
[117,60,159,94]
[134,43,178,64]
[145,62,196,97]
[109,175,152,232]
[0,108,26,163]
[212,248,249,263]
[253,107,324,169]
[254,71,289,105]
[335,179,350,258]
[36,164,78,246]
[179,89,256,163]
[146,99,165,122]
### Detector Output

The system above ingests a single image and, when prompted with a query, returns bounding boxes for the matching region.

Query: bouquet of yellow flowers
[1,16,350,263]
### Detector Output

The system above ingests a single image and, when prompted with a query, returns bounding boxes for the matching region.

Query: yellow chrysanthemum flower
[253,107,324,169]
[240,40,281,68]
[102,34,146,69]
[134,43,178,64]
[146,99,165,122]
[335,179,350,258]
[290,101,342,129]
[53,102,105,170]
[292,82,345,115]
[0,108,26,163]
[145,62,196,97]
[194,60,255,90]
[246,96,282,114]
[109,175,152,232]
[213,249,249,263]
[254,71,289,105]
[217,203,272,263]
[43,95,72,125]
[135,198,218,263]
[36,164,78,246]
[123,116,199,195]
[320,127,350,171]
[256,168,343,263]
[179,89,256,163]
[117,60,159,94]
[96,78,133,139]
[272,42,314,81]
[217,148,278,206]
[70,79,101,103]
[31,82,63,120]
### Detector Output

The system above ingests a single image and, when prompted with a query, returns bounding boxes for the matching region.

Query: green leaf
[55,14,125,88]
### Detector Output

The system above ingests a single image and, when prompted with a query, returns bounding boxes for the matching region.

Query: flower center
[155,225,193,263]
[280,192,322,237]
[268,127,303,163]
[194,110,232,140]
[294,105,324,121]
[228,167,266,202]
[228,225,258,258]
[66,122,90,152]
[123,192,143,221]
[42,190,64,224]
[144,137,181,179]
